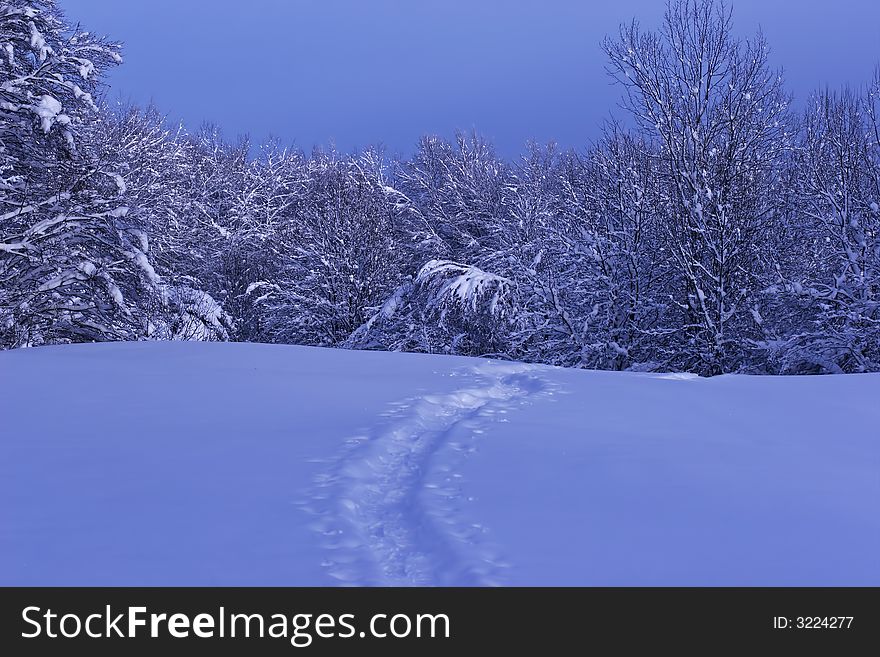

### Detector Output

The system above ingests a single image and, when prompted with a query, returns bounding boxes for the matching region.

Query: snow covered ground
[1,342,877,586]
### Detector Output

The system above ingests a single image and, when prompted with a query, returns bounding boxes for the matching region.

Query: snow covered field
[1,342,878,586]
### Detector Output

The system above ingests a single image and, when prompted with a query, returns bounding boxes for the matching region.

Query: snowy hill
[1,342,878,586]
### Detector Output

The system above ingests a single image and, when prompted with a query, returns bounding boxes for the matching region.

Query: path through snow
[303,361,552,586]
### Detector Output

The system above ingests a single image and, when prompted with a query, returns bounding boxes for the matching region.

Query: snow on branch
[415,260,514,317]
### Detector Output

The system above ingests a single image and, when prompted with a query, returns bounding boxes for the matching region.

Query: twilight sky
[61,0,880,159]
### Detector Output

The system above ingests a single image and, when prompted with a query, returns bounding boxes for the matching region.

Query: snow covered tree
[553,129,671,370]
[174,124,250,309]
[496,142,593,365]
[257,148,408,346]
[775,83,880,372]
[97,105,232,341]
[396,132,510,264]
[103,117,246,341]
[0,0,160,348]
[349,134,522,356]
[604,0,792,374]
[406,258,516,354]
[5,0,873,378]
[223,140,303,341]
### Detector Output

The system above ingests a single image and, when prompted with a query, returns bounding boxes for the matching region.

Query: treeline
[2,0,878,374]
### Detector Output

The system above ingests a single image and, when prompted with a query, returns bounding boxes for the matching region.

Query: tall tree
[604,0,792,374]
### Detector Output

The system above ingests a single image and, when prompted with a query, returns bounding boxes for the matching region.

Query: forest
[2,0,878,375]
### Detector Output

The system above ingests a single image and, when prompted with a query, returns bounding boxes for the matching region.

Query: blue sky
[62,0,880,159]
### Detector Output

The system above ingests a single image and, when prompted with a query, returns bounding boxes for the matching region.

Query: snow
[34,95,62,133]
[158,286,231,341]
[28,21,52,61]
[417,260,512,315]
[245,281,272,296]
[129,229,149,253]
[76,58,96,80]
[1,342,878,586]
[109,173,127,195]
[128,247,160,285]
[105,281,125,308]
[450,368,879,585]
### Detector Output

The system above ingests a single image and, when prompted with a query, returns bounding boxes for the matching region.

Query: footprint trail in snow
[302,361,551,586]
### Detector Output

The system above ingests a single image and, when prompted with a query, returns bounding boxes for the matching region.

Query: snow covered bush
[151,284,232,342]
[410,259,517,355]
